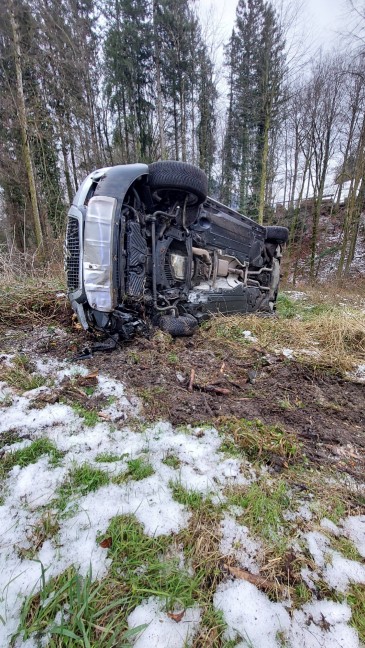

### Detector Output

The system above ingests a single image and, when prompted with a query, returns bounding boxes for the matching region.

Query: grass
[17,564,146,646]
[95,453,128,463]
[124,458,154,481]
[0,439,63,481]
[1,354,46,392]
[55,464,110,511]
[330,536,363,562]
[276,293,299,319]
[71,403,100,427]
[0,265,69,329]
[218,416,301,466]
[162,453,181,469]
[348,584,365,643]
[203,290,365,372]
[17,515,205,643]
[169,481,206,511]
[0,392,13,407]
[105,515,201,610]
[18,512,60,559]
[192,607,234,647]
[226,480,291,549]
[0,429,22,449]
[294,582,312,606]
[136,386,169,419]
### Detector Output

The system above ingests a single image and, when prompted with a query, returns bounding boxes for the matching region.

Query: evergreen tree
[104,0,154,163]
[197,44,217,190]
[221,0,286,223]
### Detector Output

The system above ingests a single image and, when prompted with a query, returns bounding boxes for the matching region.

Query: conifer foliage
[221,0,286,223]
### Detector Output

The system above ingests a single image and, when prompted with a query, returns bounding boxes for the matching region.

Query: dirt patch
[1,323,364,481]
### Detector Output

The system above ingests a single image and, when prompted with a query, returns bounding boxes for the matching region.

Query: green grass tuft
[331,536,363,562]
[104,515,200,611]
[0,429,22,450]
[227,480,291,547]
[2,354,46,392]
[17,565,146,646]
[125,457,154,481]
[348,584,365,643]
[1,439,63,481]
[95,452,127,463]
[162,454,181,469]
[169,481,216,513]
[55,464,110,511]
[71,403,100,426]
[276,294,299,319]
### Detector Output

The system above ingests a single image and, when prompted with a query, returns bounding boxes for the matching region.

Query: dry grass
[0,277,69,328]
[0,242,69,328]
[203,306,365,374]
[218,416,301,465]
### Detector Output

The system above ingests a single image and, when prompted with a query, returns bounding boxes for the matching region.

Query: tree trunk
[9,2,43,249]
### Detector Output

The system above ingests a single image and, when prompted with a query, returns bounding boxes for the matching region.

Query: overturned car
[65,161,288,339]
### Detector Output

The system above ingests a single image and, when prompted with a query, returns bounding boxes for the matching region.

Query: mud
[1,321,364,480]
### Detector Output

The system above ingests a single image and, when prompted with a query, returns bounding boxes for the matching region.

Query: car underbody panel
[65,162,288,340]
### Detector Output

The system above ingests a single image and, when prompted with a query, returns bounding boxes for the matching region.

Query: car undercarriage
[65,161,288,340]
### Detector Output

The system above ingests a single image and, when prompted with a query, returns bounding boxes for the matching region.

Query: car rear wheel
[148,161,208,206]
[265,226,289,244]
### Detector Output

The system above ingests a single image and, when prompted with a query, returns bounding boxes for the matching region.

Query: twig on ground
[188,368,195,392]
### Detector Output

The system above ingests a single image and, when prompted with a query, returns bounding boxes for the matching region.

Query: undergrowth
[218,416,301,465]
[1,355,46,391]
[203,290,365,372]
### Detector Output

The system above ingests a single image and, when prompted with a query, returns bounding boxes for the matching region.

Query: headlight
[83,195,116,312]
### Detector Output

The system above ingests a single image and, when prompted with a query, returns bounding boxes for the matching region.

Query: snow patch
[320,518,340,536]
[241,330,258,342]
[214,580,290,647]
[289,600,359,647]
[215,580,360,647]
[342,516,365,558]
[127,597,201,648]
[283,290,308,301]
[305,530,365,593]
[220,515,262,574]
[282,348,294,359]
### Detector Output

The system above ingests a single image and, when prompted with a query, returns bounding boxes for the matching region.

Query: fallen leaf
[86,370,99,379]
[167,610,185,623]
[77,370,99,386]
[223,563,290,594]
[99,537,112,548]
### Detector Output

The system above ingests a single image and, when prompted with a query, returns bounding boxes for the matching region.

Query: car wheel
[158,313,198,336]
[148,161,208,206]
[265,226,289,244]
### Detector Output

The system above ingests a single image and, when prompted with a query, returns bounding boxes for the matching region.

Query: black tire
[265,226,289,244]
[148,161,208,206]
[158,313,198,337]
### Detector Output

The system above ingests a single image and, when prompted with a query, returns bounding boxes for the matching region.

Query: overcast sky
[198,0,350,54]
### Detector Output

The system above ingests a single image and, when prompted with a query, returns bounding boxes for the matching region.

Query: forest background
[1,0,365,282]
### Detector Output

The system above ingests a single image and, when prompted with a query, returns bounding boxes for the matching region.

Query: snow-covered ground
[0,353,365,647]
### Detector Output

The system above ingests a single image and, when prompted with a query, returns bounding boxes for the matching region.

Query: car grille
[66,217,80,291]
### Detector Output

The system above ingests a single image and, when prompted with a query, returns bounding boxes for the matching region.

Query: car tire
[148,161,208,206]
[265,226,289,244]
[158,313,198,337]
